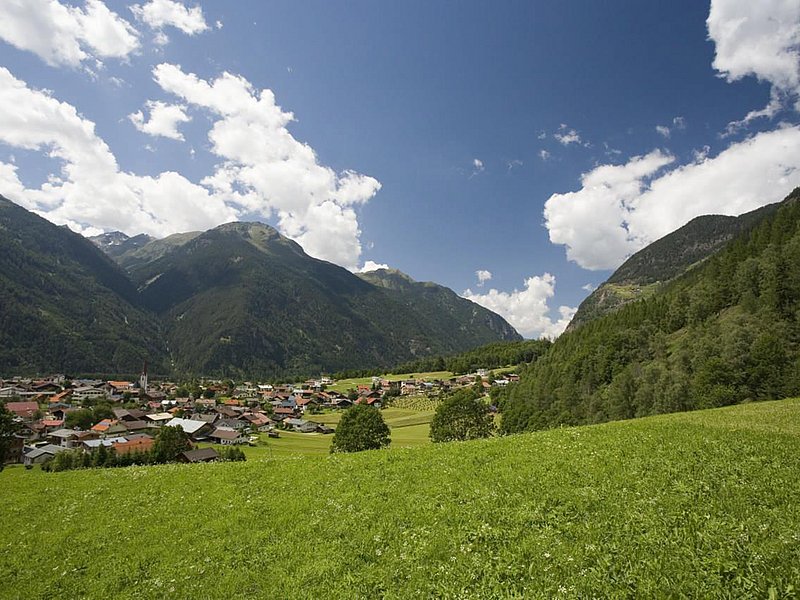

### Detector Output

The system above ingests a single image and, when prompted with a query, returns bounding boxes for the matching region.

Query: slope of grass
[2,399,799,598]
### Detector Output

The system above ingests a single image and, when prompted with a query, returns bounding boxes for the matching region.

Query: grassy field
[2,399,799,598]
[200,406,437,457]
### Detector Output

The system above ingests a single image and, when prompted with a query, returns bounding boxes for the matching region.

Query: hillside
[2,398,799,598]
[0,196,165,375]
[568,201,782,329]
[501,188,800,434]
[127,222,520,378]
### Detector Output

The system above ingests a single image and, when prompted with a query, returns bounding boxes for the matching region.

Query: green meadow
[2,399,799,598]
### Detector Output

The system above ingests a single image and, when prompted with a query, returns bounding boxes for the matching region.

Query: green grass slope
[2,399,799,598]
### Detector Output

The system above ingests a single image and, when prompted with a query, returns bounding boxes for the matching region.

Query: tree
[430,388,494,443]
[0,404,19,471]
[330,404,390,453]
[152,425,192,463]
[65,408,94,430]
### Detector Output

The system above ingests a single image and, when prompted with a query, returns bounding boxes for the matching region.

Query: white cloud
[151,63,381,269]
[475,269,492,287]
[470,158,484,177]
[582,283,597,292]
[0,0,139,67]
[130,0,208,42]
[129,100,190,140]
[0,65,381,268]
[0,67,238,237]
[538,149,551,161]
[708,0,800,96]
[358,260,389,273]
[544,126,800,270]
[656,125,671,138]
[554,124,584,146]
[463,274,576,339]
[673,116,686,129]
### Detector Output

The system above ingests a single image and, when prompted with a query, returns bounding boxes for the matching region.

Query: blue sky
[0,0,799,337]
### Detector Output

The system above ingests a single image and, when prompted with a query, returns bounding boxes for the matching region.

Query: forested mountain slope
[501,189,800,433]
[0,196,165,374]
[568,202,782,329]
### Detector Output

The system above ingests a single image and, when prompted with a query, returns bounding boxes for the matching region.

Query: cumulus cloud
[129,100,190,140]
[131,0,208,43]
[538,149,551,161]
[463,274,576,339]
[582,283,597,292]
[708,0,800,94]
[358,260,389,273]
[0,67,237,236]
[0,65,381,271]
[544,126,800,270]
[0,0,139,67]
[475,269,492,287]
[151,63,380,268]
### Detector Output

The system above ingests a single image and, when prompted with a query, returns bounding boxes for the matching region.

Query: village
[1,368,519,468]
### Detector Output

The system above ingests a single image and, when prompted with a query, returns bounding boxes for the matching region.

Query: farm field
[2,398,799,598]
[202,406,438,457]
[326,370,453,393]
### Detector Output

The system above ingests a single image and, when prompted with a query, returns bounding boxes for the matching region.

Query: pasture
[1,399,799,598]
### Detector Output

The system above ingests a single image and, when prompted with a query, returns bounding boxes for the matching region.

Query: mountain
[89,231,155,261]
[357,268,520,342]
[0,196,165,375]
[0,199,520,378]
[115,231,201,271]
[125,222,520,378]
[568,202,783,329]
[500,188,800,434]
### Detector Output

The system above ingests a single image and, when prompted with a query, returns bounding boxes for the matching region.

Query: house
[118,420,151,434]
[209,428,247,445]
[23,444,67,466]
[113,436,155,456]
[216,418,248,431]
[72,387,106,401]
[284,418,319,433]
[112,408,146,422]
[178,448,219,463]
[39,419,64,432]
[47,428,81,448]
[5,401,39,420]
[273,406,297,418]
[164,418,213,440]
[0,386,29,399]
[90,419,119,434]
[81,436,128,452]
[144,412,174,426]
